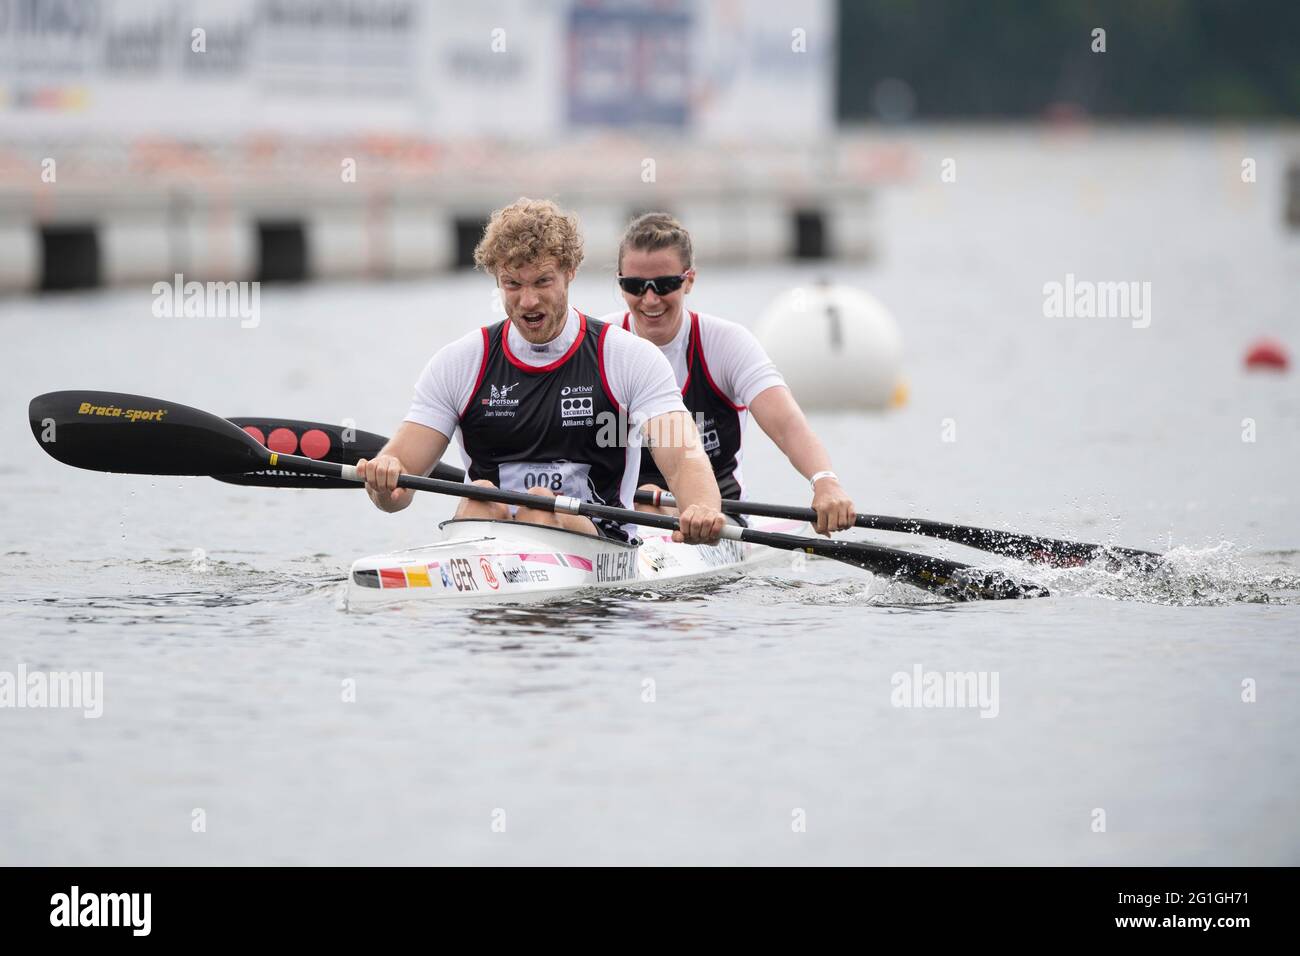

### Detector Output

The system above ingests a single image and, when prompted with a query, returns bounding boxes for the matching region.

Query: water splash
[1005,541,1300,606]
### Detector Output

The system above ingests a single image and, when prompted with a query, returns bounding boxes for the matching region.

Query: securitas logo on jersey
[698,415,721,454]
[482,383,521,408]
[560,395,595,421]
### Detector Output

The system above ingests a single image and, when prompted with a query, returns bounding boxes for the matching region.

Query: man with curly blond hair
[356,198,726,545]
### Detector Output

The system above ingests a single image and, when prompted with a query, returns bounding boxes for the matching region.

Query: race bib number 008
[498,461,592,499]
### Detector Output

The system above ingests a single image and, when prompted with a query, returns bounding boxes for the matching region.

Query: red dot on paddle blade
[242,426,266,445]
[299,429,331,459]
[267,428,299,454]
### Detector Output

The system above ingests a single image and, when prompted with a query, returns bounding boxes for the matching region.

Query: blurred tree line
[837,0,1300,119]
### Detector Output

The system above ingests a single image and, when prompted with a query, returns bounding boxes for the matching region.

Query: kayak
[346,516,809,608]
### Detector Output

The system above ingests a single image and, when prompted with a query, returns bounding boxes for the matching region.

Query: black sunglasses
[617,273,689,296]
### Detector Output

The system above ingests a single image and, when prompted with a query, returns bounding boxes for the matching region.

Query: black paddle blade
[216,418,388,488]
[28,390,269,476]
[810,538,1048,600]
[863,551,1049,602]
[931,567,1051,602]
[858,514,1162,570]
[748,531,1050,601]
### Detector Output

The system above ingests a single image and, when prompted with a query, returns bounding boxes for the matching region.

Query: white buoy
[755,283,905,410]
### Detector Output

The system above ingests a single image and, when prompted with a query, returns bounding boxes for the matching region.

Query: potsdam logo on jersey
[483,383,521,407]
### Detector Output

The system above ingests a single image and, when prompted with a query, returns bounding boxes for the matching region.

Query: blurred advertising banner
[690,0,834,140]
[0,0,832,140]
[0,0,442,137]
[566,2,692,128]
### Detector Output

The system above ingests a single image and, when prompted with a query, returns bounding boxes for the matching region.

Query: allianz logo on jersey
[560,384,595,421]
[483,382,521,407]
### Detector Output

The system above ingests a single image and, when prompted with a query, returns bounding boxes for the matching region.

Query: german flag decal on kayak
[352,562,443,590]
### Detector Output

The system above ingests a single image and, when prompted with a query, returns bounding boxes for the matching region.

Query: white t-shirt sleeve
[403,328,486,438]
[600,325,687,425]
[699,314,786,407]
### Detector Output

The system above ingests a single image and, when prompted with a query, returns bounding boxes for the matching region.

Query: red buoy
[1244,338,1290,371]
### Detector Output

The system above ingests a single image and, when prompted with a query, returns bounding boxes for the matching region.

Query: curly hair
[474,198,585,276]
[618,212,693,272]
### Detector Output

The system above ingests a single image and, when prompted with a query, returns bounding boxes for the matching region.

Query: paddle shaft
[643,491,1161,569]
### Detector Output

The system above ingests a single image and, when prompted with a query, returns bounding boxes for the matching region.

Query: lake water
[2,128,1297,864]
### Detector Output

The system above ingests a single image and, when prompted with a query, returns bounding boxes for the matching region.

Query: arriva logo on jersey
[560,385,593,396]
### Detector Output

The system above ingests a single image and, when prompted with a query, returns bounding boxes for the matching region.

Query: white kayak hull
[345,516,808,608]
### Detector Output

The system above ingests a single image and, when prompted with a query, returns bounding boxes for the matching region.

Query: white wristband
[809,470,838,488]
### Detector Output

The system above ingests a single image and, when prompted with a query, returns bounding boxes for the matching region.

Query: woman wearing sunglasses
[603,213,856,536]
